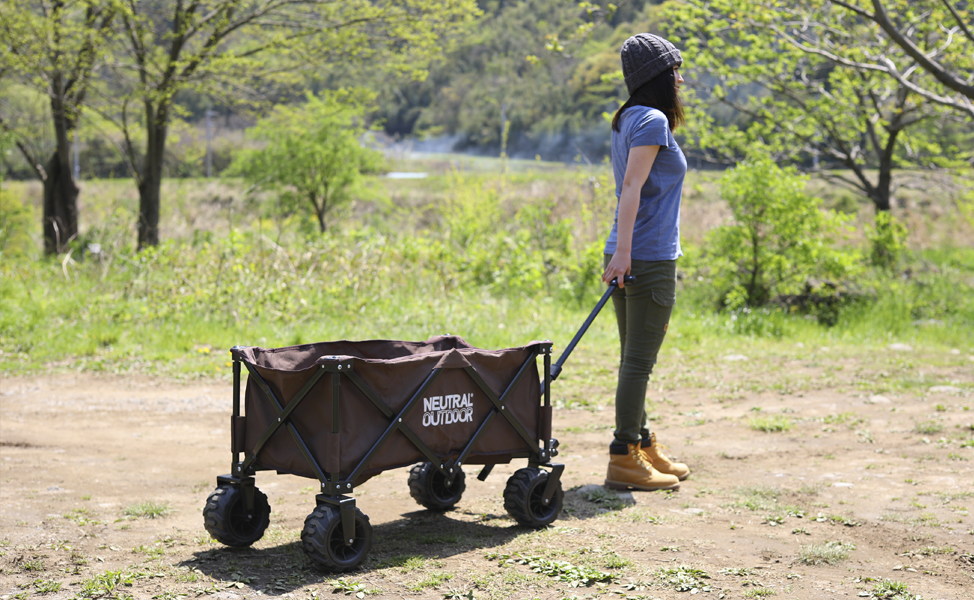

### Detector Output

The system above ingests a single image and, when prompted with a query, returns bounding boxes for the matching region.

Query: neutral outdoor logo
[422,393,474,427]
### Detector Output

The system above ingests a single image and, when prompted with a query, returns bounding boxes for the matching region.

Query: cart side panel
[241,341,542,482]
[461,350,539,459]
[243,365,335,479]
[344,347,540,478]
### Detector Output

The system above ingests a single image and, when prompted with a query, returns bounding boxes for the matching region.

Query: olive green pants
[604,255,677,445]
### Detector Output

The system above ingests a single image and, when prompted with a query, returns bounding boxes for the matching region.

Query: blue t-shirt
[604,106,686,261]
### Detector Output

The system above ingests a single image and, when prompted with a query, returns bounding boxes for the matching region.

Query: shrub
[866,211,908,270]
[701,152,859,310]
[0,185,35,259]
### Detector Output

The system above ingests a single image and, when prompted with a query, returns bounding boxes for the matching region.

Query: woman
[602,33,691,492]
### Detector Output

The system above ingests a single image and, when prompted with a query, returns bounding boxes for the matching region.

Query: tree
[228,91,383,234]
[826,0,974,117]
[660,0,969,213]
[97,0,475,249]
[0,0,117,254]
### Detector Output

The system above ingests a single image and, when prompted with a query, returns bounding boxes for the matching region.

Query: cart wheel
[503,467,563,528]
[202,484,270,547]
[301,505,373,572]
[408,462,466,511]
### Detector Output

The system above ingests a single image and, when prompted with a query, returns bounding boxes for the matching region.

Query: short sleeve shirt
[604,106,686,261]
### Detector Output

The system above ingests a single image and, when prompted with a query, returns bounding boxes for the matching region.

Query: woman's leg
[603,256,680,491]
[606,257,676,445]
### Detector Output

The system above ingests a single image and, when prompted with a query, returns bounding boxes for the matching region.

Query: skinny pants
[604,255,677,445]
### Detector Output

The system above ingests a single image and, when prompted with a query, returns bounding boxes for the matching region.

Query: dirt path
[2,349,973,600]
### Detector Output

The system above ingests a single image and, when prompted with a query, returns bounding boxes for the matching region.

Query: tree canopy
[659,0,972,212]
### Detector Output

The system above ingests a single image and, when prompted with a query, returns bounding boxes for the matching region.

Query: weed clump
[914,421,943,435]
[869,579,920,600]
[578,486,630,510]
[121,501,172,519]
[486,552,615,587]
[797,540,855,565]
[655,564,711,592]
[76,570,134,598]
[749,415,794,432]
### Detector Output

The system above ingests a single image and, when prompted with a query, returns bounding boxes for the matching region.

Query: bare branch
[771,22,974,119]
[0,113,47,181]
[940,0,974,45]
[868,0,974,100]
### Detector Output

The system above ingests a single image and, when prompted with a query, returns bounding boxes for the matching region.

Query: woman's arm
[602,144,660,288]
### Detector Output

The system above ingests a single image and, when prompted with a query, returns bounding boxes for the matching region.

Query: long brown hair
[612,67,685,133]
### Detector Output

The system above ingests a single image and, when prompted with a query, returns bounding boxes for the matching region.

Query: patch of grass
[486,553,615,586]
[749,415,794,432]
[77,570,134,598]
[602,552,632,569]
[20,559,43,572]
[64,507,101,526]
[726,486,801,516]
[744,590,776,598]
[656,565,712,593]
[914,420,943,435]
[578,486,630,510]
[331,578,379,597]
[376,554,427,571]
[719,567,753,577]
[121,501,172,519]
[416,533,461,545]
[132,544,166,559]
[796,482,825,495]
[823,412,864,427]
[869,579,920,600]
[909,545,954,556]
[25,579,61,593]
[406,572,453,592]
[797,541,855,565]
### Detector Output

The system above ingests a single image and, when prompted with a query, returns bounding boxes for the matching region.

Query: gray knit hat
[620,33,683,95]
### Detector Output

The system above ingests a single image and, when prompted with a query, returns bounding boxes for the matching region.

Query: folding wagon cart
[203,277,632,571]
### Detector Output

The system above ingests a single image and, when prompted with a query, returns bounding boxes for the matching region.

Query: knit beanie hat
[620,33,683,95]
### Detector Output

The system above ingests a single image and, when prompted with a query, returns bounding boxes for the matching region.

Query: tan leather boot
[605,442,680,491]
[642,433,690,480]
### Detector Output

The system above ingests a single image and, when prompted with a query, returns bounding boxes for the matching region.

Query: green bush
[699,153,859,310]
[865,211,908,270]
[0,181,36,260]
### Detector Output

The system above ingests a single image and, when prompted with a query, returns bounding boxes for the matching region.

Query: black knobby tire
[407,462,466,511]
[203,484,271,547]
[301,504,373,572]
[503,467,563,528]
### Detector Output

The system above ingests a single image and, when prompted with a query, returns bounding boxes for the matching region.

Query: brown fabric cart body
[233,336,545,483]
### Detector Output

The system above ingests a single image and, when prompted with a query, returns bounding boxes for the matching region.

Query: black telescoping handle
[548,274,635,382]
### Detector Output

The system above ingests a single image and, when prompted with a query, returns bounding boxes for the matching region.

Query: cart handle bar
[548,275,635,382]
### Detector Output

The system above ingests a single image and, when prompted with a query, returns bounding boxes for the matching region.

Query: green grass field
[1,158,972,378]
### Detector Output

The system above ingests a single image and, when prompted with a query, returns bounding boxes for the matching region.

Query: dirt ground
[2,346,973,600]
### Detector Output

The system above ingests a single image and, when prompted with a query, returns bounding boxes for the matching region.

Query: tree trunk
[138,102,168,249]
[873,128,901,213]
[43,98,80,255]
[310,193,326,233]
[42,151,80,254]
